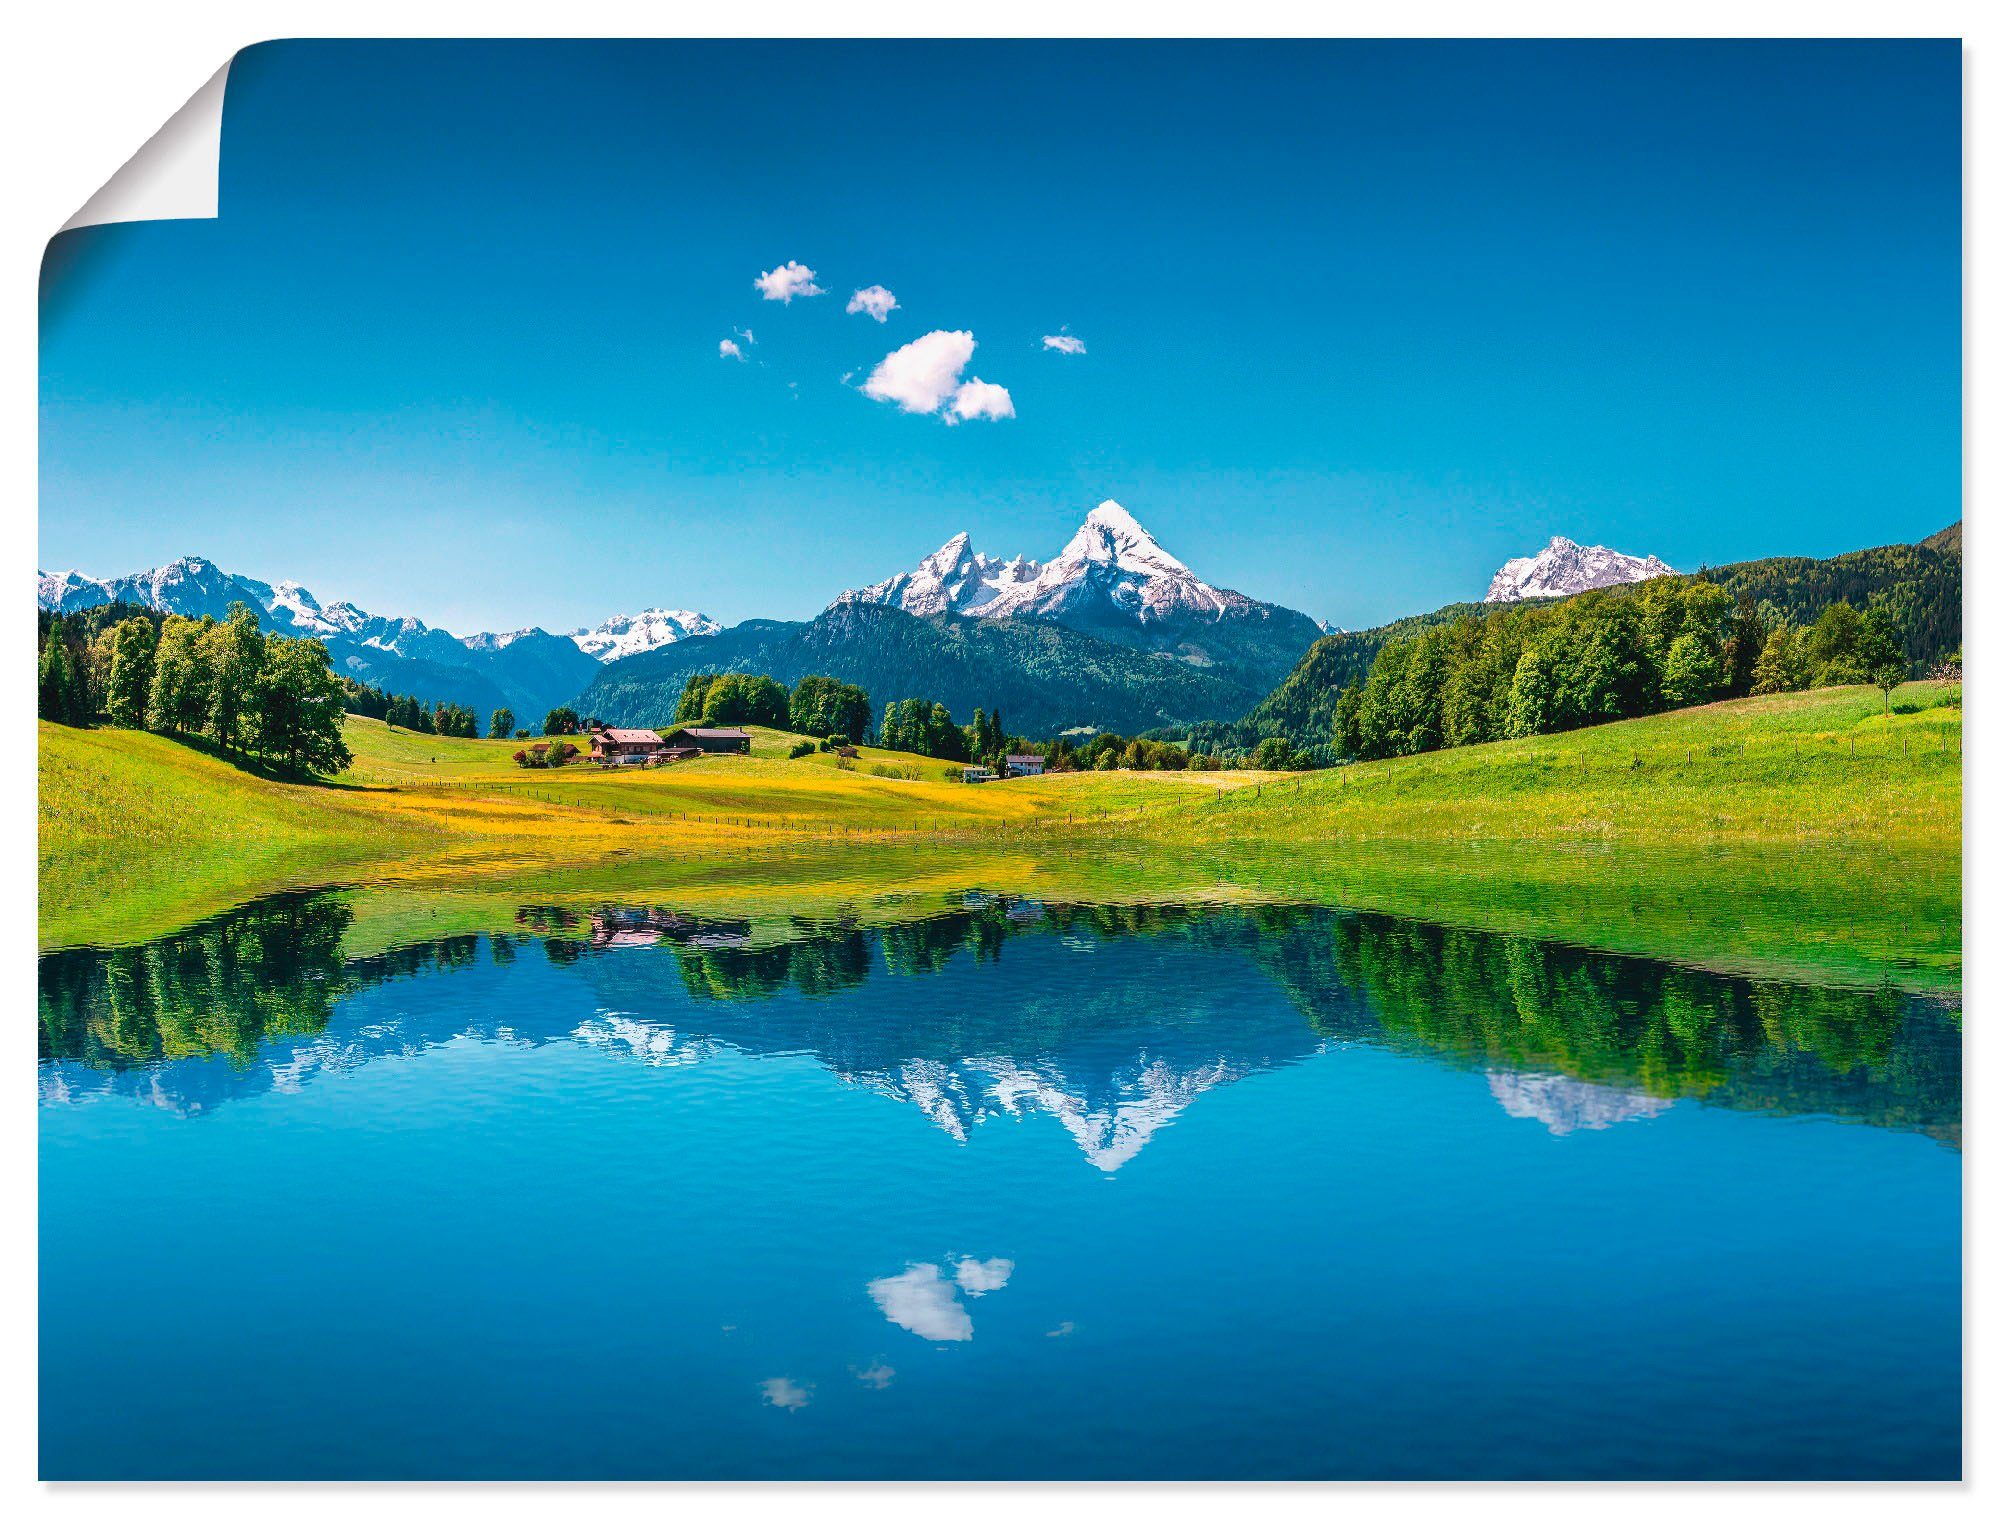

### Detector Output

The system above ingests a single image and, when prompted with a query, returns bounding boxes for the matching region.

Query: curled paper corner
[59,57,233,233]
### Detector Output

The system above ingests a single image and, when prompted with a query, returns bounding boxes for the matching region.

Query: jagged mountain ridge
[580,600,1264,737]
[36,555,719,729]
[1484,535,1674,602]
[836,501,1323,691]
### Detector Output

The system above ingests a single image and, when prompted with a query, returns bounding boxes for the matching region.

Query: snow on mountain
[980,500,1250,624]
[571,608,722,662]
[835,501,1259,627]
[1485,1070,1675,1136]
[835,531,1042,617]
[36,556,718,667]
[1483,536,1674,603]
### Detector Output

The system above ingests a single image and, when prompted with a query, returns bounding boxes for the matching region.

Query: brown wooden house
[663,726,752,755]
[590,727,667,765]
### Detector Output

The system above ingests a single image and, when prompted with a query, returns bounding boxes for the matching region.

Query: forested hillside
[1184,527,1962,760]
[580,601,1261,736]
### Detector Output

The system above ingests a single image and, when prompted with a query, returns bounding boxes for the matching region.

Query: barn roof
[679,727,752,739]
[599,727,663,744]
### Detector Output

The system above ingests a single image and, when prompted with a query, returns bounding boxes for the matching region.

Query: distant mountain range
[36,556,718,728]
[35,513,1961,741]
[1484,535,1674,602]
[584,503,1325,733]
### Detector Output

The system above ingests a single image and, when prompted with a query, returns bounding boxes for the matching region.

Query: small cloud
[735,326,756,345]
[760,1377,813,1410]
[869,1263,972,1341]
[851,1361,896,1390]
[954,1257,1014,1295]
[1042,333,1086,356]
[948,378,1015,425]
[755,260,825,303]
[719,338,745,361]
[1046,1321,1075,1338]
[847,285,899,322]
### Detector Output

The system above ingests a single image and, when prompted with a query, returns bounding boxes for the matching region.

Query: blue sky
[39,39,1961,635]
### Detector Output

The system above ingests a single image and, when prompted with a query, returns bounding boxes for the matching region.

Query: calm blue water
[39,893,1960,1479]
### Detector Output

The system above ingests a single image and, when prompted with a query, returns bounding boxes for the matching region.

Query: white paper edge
[58,57,233,233]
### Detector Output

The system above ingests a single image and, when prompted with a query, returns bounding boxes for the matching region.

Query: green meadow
[39,683,1960,990]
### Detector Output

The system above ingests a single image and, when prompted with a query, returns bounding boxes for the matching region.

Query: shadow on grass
[141,726,366,790]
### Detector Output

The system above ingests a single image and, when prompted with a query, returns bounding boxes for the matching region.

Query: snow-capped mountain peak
[834,531,1041,618]
[570,608,722,662]
[977,499,1240,624]
[835,500,1255,629]
[1483,535,1674,603]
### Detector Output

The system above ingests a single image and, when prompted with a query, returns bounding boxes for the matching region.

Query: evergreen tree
[37,628,85,725]
[1722,593,1766,697]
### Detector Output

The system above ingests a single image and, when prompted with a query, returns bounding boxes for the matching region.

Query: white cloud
[760,1377,813,1410]
[718,338,745,361]
[754,260,824,303]
[847,285,899,322]
[954,1257,1014,1295]
[863,330,1015,423]
[734,326,756,345]
[851,1361,896,1389]
[862,330,974,414]
[948,378,1015,424]
[1041,333,1086,356]
[868,1263,972,1341]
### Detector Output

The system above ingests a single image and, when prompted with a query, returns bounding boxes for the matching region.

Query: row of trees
[1333,578,1908,762]
[337,679,514,738]
[38,602,351,776]
[671,672,873,741]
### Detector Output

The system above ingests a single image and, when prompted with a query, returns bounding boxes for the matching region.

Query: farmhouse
[1004,754,1045,777]
[591,727,666,765]
[962,765,998,784]
[662,726,752,755]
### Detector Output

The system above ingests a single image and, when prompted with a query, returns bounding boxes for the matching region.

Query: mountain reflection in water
[37,889,1961,1157]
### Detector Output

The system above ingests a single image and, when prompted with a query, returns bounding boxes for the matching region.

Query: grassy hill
[39,686,1960,987]
[1213,530,1963,755]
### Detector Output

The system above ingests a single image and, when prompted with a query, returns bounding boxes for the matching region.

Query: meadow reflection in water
[38,889,1961,1479]
[38,889,1960,1150]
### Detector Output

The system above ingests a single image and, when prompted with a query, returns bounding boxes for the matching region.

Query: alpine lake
[39,857,1960,1480]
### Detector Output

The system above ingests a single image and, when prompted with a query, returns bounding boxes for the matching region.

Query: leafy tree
[1855,607,1908,712]
[1806,601,1866,686]
[102,618,158,728]
[201,602,266,752]
[145,617,213,734]
[1661,630,1724,709]
[1253,736,1298,770]
[1504,645,1557,740]
[544,706,580,736]
[1750,622,1809,694]
[788,675,871,739]
[675,674,717,723]
[697,673,788,727]
[254,636,353,776]
[488,706,515,739]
